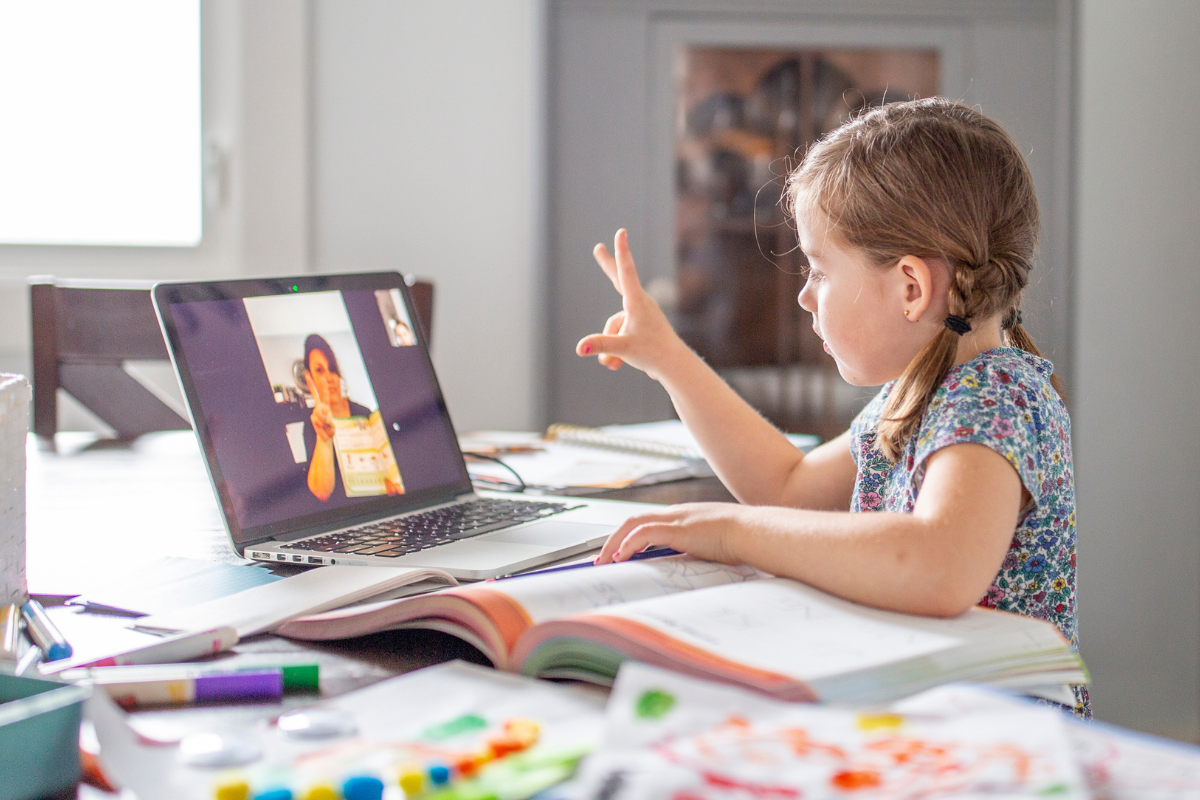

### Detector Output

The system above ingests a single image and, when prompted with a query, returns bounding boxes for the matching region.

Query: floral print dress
[849,346,1089,717]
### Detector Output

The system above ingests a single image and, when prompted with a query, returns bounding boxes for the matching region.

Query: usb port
[276,554,287,561]
[307,556,323,565]
[292,555,303,562]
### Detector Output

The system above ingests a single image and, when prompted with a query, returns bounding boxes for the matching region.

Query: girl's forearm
[729,505,999,617]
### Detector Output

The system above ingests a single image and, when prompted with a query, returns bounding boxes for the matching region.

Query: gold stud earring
[904,309,910,317]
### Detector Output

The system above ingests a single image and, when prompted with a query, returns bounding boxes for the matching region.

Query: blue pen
[499,547,681,580]
[20,599,73,662]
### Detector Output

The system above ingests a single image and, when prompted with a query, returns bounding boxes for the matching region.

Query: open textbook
[277,556,1088,704]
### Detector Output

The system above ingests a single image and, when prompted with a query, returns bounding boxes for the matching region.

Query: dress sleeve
[912,366,1042,502]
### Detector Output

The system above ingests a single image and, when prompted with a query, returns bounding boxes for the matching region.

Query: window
[0,1,201,246]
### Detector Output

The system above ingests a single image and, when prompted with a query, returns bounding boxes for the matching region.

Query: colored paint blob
[830,770,882,790]
[421,713,488,741]
[855,713,905,731]
[635,689,676,720]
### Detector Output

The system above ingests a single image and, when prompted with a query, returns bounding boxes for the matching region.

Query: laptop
[153,272,661,580]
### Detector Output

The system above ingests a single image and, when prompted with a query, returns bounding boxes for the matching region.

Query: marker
[40,625,238,674]
[20,599,73,661]
[499,547,681,580]
[0,605,20,662]
[58,661,319,692]
[101,670,283,709]
[15,643,42,676]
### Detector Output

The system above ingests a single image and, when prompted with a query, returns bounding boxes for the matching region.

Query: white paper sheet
[562,664,1087,800]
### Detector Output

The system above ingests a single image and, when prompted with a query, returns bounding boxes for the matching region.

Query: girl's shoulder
[916,347,1069,497]
[928,347,1063,421]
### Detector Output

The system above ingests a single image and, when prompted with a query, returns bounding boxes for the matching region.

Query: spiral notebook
[461,421,818,494]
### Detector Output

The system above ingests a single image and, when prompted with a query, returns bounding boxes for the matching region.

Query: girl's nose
[798,283,816,314]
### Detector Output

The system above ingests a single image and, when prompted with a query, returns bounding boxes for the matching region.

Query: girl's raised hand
[576,229,686,381]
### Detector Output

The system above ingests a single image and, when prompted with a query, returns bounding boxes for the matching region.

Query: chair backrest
[30,275,436,441]
[30,277,188,440]
[406,275,435,345]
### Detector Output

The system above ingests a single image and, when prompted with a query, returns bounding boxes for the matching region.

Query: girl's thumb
[576,334,626,357]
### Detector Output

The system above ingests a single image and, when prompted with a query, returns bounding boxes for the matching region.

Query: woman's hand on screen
[305,373,335,442]
[576,229,687,382]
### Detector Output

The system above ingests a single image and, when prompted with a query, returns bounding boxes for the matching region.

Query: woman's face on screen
[307,350,342,405]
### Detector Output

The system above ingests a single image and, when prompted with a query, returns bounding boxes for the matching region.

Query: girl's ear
[895,255,937,323]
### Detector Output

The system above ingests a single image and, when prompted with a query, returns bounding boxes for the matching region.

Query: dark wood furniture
[29,276,436,441]
[30,278,188,441]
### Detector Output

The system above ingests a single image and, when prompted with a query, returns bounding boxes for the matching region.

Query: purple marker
[103,669,284,709]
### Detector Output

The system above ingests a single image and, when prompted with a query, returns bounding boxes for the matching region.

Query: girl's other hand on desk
[596,502,752,566]
[576,228,690,382]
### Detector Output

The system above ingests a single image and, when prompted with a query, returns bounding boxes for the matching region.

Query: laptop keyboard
[280,498,578,559]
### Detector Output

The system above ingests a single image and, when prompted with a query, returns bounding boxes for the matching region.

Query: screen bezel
[153,272,473,552]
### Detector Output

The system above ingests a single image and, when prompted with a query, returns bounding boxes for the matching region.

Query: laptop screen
[155,274,472,547]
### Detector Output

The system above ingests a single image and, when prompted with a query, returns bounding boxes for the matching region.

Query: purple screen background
[170,290,467,532]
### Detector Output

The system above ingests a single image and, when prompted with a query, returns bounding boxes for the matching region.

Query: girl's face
[795,204,945,386]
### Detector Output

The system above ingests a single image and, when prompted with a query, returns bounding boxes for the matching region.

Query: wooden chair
[30,276,435,441]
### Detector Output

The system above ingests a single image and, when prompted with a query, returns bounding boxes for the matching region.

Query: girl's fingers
[576,334,627,358]
[593,244,623,295]
[612,523,673,562]
[596,511,678,563]
[598,312,626,370]
[613,229,644,295]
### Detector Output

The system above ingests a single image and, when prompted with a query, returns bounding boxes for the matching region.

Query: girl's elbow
[905,582,983,618]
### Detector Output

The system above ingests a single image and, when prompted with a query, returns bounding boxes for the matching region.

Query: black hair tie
[1002,309,1023,330]
[943,315,972,335]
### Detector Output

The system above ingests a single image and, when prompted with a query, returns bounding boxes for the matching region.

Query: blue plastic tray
[0,673,90,800]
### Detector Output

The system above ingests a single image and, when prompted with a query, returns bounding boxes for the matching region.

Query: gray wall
[1075,0,1200,741]
[311,0,542,431]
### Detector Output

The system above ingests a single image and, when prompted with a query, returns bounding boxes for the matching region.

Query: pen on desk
[0,604,21,662]
[498,547,681,580]
[20,598,73,662]
[58,661,319,693]
[98,669,284,709]
[39,625,238,674]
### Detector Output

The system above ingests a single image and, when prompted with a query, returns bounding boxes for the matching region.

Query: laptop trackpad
[486,521,612,547]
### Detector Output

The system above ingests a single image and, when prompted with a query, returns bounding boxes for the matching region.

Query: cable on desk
[462,452,527,493]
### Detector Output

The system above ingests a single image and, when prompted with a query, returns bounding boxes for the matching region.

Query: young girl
[577,98,1086,717]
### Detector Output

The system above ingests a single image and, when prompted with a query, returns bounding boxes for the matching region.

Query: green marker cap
[280,663,319,692]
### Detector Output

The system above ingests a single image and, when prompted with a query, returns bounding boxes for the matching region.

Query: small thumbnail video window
[376,289,417,347]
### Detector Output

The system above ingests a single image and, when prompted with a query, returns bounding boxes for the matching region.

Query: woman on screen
[303,334,400,501]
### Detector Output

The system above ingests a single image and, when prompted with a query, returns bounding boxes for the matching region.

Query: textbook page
[600,578,961,682]
[491,556,763,626]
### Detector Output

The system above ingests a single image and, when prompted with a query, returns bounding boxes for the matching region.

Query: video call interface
[169,287,468,536]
